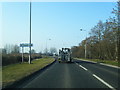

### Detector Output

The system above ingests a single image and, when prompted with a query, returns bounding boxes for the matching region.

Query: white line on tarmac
[78,59,97,64]
[100,63,120,69]
[79,65,88,71]
[75,62,78,65]
[92,74,116,90]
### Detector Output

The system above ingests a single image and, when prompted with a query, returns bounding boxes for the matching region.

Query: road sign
[20,43,33,47]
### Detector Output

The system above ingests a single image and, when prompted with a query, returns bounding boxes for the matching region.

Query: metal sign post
[20,43,33,63]
[22,47,24,62]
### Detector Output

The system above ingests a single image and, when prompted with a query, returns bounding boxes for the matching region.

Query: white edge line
[75,62,78,65]
[79,65,88,71]
[77,58,120,69]
[78,59,97,64]
[92,74,116,90]
[100,63,120,69]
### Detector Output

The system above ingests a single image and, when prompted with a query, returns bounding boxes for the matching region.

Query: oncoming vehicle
[58,48,72,63]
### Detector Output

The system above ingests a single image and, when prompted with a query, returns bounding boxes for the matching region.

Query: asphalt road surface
[17,59,119,89]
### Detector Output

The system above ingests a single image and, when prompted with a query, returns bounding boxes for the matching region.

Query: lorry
[58,48,72,63]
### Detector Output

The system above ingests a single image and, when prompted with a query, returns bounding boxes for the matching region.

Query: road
[17,59,119,89]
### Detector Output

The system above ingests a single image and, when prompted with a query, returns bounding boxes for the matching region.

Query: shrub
[2,53,42,66]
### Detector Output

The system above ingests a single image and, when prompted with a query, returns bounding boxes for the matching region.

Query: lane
[74,59,120,89]
[21,61,108,88]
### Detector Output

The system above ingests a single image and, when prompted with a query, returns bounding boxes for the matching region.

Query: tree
[111,1,120,61]
[11,45,20,54]
[44,48,48,55]
[71,2,119,61]
[4,44,12,54]
[50,47,57,55]
[31,49,36,54]
[2,48,7,54]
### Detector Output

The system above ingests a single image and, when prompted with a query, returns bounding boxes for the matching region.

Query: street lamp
[118,1,120,61]
[29,1,32,64]
[80,29,87,59]
[46,39,51,56]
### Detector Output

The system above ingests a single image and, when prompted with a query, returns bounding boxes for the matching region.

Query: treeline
[2,53,42,66]
[1,44,58,66]
[1,44,42,66]
[71,2,120,61]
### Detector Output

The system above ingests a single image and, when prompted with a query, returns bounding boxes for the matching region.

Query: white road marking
[79,65,88,71]
[75,62,78,65]
[78,59,97,64]
[93,74,116,90]
[100,63,120,69]
[75,62,116,89]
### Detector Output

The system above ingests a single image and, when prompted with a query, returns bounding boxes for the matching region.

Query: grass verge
[2,57,55,88]
[75,58,120,67]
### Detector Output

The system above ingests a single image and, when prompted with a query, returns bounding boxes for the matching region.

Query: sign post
[22,47,24,62]
[20,43,33,63]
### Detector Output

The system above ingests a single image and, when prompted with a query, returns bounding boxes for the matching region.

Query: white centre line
[79,65,88,71]
[93,74,116,90]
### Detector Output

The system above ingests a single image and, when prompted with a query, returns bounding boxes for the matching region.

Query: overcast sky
[1,2,116,53]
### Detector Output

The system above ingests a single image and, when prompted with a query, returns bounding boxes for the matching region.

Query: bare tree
[50,47,57,55]
[31,49,36,54]
[2,48,7,54]
[111,1,120,61]
[11,45,20,54]
[71,2,119,61]
[4,44,12,54]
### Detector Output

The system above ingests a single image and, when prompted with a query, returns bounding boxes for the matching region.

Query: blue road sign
[20,43,33,47]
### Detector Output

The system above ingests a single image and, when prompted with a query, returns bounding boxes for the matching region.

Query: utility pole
[118,1,120,62]
[85,41,87,59]
[46,40,48,56]
[80,29,87,59]
[29,1,32,64]
[46,39,51,57]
